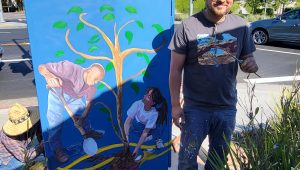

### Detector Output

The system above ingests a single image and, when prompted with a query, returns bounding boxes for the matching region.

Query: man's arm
[2,135,42,162]
[38,64,62,88]
[240,54,259,73]
[169,51,186,129]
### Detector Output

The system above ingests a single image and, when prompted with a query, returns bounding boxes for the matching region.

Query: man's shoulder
[182,12,202,25]
[227,13,247,25]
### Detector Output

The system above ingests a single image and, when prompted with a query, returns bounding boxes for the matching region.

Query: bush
[175,13,189,21]
[266,8,274,16]
[209,83,300,170]
[284,7,295,12]
[231,2,240,14]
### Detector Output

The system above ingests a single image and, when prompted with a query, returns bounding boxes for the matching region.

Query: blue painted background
[24,0,173,169]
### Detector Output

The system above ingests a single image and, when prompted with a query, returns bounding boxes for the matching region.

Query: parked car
[249,8,300,45]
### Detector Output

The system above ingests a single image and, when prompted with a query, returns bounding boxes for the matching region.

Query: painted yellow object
[58,140,172,169]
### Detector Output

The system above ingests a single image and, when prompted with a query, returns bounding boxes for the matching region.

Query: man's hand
[45,76,63,88]
[172,105,185,129]
[240,57,258,73]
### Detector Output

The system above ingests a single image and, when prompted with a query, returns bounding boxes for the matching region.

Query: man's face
[206,0,233,17]
[85,67,104,86]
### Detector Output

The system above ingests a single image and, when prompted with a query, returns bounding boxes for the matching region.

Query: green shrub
[175,13,189,21]
[209,83,300,170]
[266,8,274,16]
[193,0,206,13]
[230,2,240,14]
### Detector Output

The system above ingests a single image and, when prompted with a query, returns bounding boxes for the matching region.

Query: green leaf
[125,6,137,14]
[99,5,114,12]
[142,70,150,78]
[67,6,83,14]
[113,126,119,131]
[106,62,114,72]
[152,24,164,33]
[137,52,150,64]
[88,35,100,44]
[76,22,84,31]
[135,20,144,29]
[53,21,67,29]
[125,31,133,45]
[99,107,110,114]
[255,107,259,115]
[88,45,99,52]
[107,117,112,122]
[131,82,139,94]
[55,50,64,58]
[103,13,115,21]
[74,58,86,65]
[97,83,105,89]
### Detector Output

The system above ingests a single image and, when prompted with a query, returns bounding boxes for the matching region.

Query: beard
[206,1,230,17]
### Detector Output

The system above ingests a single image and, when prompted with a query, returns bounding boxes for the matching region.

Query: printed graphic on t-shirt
[196,33,237,65]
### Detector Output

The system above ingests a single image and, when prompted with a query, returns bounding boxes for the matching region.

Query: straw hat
[3,103,40,136]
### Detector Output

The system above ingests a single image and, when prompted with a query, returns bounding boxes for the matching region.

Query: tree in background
[193,0,206,13]
[175,0,205,14]
[230,1,241,14]
[245,0,263,14]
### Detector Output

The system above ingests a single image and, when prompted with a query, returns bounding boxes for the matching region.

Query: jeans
[129,119,164,145]
[178,106,236,170]
[47,90,92,151]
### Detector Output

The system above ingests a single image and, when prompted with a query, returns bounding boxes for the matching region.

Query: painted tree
[52,4,165,148]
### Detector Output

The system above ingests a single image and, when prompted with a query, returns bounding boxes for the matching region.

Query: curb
[0,21,27,29]
[0,97,38,110]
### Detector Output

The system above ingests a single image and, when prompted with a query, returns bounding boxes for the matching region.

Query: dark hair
[146,87,168,125]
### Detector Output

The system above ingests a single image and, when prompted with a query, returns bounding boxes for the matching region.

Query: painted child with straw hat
[0,103,44,169]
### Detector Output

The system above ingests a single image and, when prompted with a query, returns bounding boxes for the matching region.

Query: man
[39,60,105,163]
[0,104,44,170]
[168,0,258,169]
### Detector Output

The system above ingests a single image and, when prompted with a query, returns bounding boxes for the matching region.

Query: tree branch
[94,102,122,141]
[117,20,134,38]
[79,13,115,53]
[114,22,120,54]
[120,38,166,60]
[65,29,113,62]
[123,68,146,84]
[100,81,118,100]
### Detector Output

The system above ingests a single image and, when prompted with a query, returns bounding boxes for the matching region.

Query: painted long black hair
[146,87,168,125]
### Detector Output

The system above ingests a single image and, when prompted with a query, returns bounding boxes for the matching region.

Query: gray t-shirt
[169,12,256,110]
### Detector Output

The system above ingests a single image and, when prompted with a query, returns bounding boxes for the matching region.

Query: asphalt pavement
[0,12,296,170]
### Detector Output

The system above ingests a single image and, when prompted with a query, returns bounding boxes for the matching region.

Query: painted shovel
[49,87,98,156]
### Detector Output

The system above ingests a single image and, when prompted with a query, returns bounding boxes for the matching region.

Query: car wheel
[252,29,268,45]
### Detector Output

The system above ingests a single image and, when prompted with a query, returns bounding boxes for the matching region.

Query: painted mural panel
[24,0,173,169]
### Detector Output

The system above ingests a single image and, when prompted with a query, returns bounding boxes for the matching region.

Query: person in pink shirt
[38,60,105,163]
[0,104,44,170]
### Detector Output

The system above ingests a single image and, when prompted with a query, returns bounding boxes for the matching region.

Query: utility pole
[0,0,5,23]
[264,0,267,19]
[189,0,194,16]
